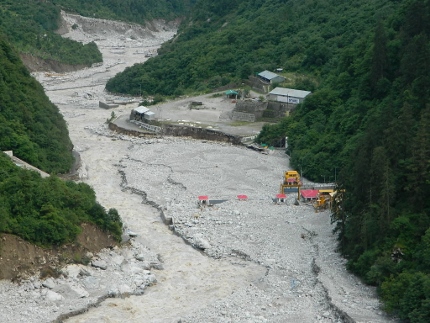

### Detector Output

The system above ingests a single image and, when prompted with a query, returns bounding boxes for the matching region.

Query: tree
[370,20,389,96]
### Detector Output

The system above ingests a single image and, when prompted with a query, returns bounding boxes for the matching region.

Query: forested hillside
[0,32,122,245]
[0,0,194,249]
[262,1,429,322]
[54,0,196,24]
[0,0,102,66]
[0,34,73,173]
[106,0,399,96]
[0,0,193,67]
[106,0,430,321]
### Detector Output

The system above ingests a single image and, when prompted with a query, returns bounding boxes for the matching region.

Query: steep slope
[106,0,399,96]
[0,34,73,173]
[0,34,122,257]
[0,0,102,67]
[0,0,194,68]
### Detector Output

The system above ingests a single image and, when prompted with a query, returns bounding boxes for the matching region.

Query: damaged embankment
[109,122,244,145]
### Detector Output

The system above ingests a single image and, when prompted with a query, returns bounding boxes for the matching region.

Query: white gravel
[0,11,399,323]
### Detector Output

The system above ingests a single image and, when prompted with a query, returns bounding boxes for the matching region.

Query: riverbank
[0,11,397,323]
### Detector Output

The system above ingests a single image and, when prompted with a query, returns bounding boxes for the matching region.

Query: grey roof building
[257,70,286,84]
[267,87,311,104]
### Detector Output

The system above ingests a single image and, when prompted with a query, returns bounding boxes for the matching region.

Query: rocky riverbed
[0,11,398,323]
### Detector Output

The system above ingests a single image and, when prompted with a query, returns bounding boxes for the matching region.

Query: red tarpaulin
[300,190,319,199]
[276,194,287,199]
[198,195,209,200]
[237,194,248,200]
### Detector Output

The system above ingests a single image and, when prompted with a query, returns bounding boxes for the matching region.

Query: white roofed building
[267,87,311,105]
[130,106,156,122]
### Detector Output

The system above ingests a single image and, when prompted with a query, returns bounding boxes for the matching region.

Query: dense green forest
[0,0,193,66]
[260,1,430,322]
[0,33,122,244]
[0,153,122,245]
[0,34,73,173]
[54,0,196,24]
[106,0,399,96]
[0,0,102,66]
[105,0,430,321]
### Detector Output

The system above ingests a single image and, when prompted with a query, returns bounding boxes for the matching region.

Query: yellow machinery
[280,170,302,199]
[314,189,334,212]
[314,195,329,211]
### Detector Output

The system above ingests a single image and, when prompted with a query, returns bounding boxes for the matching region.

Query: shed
[225,89,239,98]
[301,189,319,201]
[275,193,287,204]
[257,70,286,84]
[198,195,209,206]
[267,87,311,105]
[135,106,150,114]
[130,106,155,122]
[144,111,155,120]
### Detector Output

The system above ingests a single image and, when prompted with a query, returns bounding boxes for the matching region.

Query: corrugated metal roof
[225,89,238,95]
[258,70,281,80]
[301,189,319,199]
[269,87,311,99]
[134,106,149,114]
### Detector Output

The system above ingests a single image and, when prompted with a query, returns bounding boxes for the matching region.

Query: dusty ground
[2,11,398,323]
[0,224,117,280]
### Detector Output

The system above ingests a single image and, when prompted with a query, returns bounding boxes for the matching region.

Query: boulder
[42,278,55,289]
[91,259,108,270]
[193,236,211,250]
[45,290,64,302]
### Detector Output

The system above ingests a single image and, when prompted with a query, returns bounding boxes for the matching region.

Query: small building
[130,106,155,122]
[275,193,287,204]
[144,111,155,121]
[198,195,209,206]
[225,89,239,99]
[267,87,311,105]
[257,70,286,84]
[301,189,319,202]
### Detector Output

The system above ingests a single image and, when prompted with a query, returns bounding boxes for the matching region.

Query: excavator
[313,189,334,212]
[314,194,329,212]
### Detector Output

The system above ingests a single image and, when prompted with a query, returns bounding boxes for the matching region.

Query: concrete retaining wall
[109,122,157,137]
[232,111,256,122]
[99,101,119,109]
[163,124,242,145]
[109,122,243,145]
[234,100,267,119]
